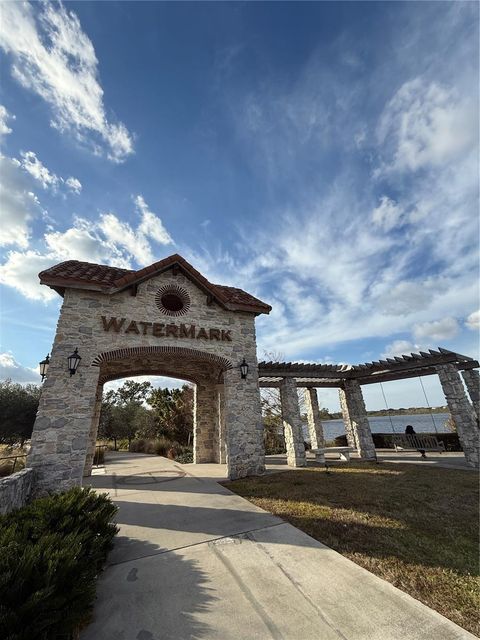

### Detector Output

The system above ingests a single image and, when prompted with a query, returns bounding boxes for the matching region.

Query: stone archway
[28,254,271,494]
[82,346,235,476]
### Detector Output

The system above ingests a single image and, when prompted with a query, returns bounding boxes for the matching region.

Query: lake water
[311,412,451,441]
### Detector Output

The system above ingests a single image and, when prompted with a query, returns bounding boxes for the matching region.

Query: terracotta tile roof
[39,254,271,315]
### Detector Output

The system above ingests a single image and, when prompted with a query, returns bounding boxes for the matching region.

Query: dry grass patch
[227,462,479,635]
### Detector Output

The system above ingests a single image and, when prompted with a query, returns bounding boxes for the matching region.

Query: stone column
[437,364,479,467]
[224,365,265,479]
[27,345,101,495]
[193,381,217,463]
[83,384,103,477]
[304,388,325,450]
[280,378,306,467]
[338,388,357,449]
[216,384,227,464]
[461,369,480,420]
[339,380,376,460]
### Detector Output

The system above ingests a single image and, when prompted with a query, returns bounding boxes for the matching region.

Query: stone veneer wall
[0,468,35,515]
[304,388,325,450]
[437,364,479,468]
[28,269,265,493]
[339,380,376,460]
[462,369,480,420]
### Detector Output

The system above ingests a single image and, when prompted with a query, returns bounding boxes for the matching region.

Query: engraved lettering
[125,320,140,334]
[166,324,178,338]
[138,321,152,335]
[179,324,195,338]
[101,316,125,333]
[196,327,209,340]
[221,330,232,341]
[209,328,220,340]
[152,323,165,337]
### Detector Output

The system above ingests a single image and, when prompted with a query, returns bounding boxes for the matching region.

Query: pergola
[257,348,480,468]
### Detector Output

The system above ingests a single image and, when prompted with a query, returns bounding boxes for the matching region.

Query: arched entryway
[82,346,235,476]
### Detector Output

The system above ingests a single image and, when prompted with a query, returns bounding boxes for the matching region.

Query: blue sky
[0,1,478,411]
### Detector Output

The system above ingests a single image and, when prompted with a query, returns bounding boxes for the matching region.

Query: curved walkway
[82,452,474,640]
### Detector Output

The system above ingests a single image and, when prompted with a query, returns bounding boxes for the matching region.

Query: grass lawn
[227,462,480,636]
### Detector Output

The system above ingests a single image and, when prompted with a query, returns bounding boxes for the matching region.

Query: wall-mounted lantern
[39,354,50,381]
[67,348,81,377]
[240,358,249,380]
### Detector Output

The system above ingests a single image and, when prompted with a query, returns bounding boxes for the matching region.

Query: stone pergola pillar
[304,388,325,450]
[437,364,479,467]
[83,384,103,477]
[461,369,479,420]
[339,380,376,460]
[280,378,306,467]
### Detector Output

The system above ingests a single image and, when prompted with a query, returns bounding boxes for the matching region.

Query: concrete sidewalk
[82,452,475,640]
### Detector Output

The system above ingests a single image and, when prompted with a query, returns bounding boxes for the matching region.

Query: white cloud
[19,151,59,191]
[465,310,480,331]
[0,154,39,248]
[65,176,82,194]
[382,340,419,359]
[413,317,459,342]
[0,197,174,301]
[17,150,82,195]
[0,352,41,384]
[135,195,173,246]
[371,196,405,232]
[104,375,186,394]
[44,218,130,267]
[0,2,133,162]
[0,104,14,138]
[376,78,477,174]
[98,213,153,266]
[0,251,57,301]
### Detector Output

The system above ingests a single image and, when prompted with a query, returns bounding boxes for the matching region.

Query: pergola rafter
[258,348,479,388]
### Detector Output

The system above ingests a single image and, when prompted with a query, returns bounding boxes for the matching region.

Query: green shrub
[176,451,194,464]
[129,438,193,461]
[0,487,118,640]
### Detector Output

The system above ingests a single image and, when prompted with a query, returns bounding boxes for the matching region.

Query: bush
[0,487,118,640]
[176,451,194,464]
[129,438,193,461]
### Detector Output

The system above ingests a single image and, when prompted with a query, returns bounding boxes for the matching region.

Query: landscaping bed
[0,487,118,640]
[227,462,479,635]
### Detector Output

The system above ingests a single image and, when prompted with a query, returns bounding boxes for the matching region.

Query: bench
[311,446,354,464]
[391,434,445,453]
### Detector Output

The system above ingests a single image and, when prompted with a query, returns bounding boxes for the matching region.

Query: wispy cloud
[0,2,134,162]
[0,352,40,384]
[0,196,173,301]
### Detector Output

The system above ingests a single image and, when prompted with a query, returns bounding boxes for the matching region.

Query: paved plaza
[81,452,475,640]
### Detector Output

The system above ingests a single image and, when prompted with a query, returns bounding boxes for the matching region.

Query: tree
[147,384,193,445]
[98,381,153,448]
[0,380,41,445]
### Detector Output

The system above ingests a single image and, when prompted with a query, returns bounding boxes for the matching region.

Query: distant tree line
[0,378,194,449]
[0,380,40,445]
